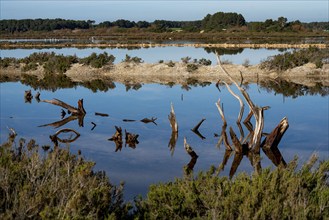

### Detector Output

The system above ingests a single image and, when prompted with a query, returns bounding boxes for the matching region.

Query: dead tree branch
[168,102,178,133]
[42,98,86,116]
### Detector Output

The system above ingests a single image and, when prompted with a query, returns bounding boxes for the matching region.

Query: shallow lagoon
[0,46,290,65]
[0,80,328,200]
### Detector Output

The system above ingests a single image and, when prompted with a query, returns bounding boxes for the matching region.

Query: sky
[0,1,328,23]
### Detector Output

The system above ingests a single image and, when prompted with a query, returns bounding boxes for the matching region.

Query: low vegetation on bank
[1,135,328,219]
[1,47,327,73]
[260,47,329,71]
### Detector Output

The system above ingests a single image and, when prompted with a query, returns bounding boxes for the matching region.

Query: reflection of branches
[191,118,206,140]
[39,115,85,128]
[183,138,198,176]
[49,128,80,146]
[140,117,157,125]
[214,53,289,178]
[108,126,123,152]
[168,131,178,156]
[125,129,139,149]
[24,90,33,103]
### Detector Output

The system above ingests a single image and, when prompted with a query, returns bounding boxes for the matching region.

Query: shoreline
[1,42,328,49]
[2,62,329,87]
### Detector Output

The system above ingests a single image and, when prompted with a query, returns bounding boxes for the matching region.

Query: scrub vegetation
[260,47,329,71]
[1,135,328,219]
[0,134,131,219]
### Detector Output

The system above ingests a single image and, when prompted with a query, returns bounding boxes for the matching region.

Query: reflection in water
[183,138,199,176]
[140,117,157,125]
[168,131,178,156]
[125,130,139,149]
[108,127,140,151]
[24,90,33,103]
[39,115,85,128]
[7,73,328,98]
[49,128,80,146]
[204,47,244,56]
[108,126,123,152]
[260,80,329,98]
[191,118,206,140]
[35,92,41,102]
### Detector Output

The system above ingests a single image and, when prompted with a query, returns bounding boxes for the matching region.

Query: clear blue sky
[1,1,328,23]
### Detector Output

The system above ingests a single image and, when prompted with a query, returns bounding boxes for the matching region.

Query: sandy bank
[2,62,329,87]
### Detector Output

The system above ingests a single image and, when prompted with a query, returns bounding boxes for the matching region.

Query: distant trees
[201,12,246,31]
[97,20,151,29]
[0,13,327,34]
[248,17,310,32]
[0,19,91,33]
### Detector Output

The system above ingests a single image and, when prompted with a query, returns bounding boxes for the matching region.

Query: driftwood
[183,137,198,175]
[95,112,109,117]
[42,98,86,116]
[168,102,178,133]
[123,119,136,122]
[191,118,206,139]
[214,53,289,177]
[108,126,123,152]
[91,122,97,131]
[35,92,41,102]
[24,90,33,103]
[140,117,157,125]
[49,128,80,146]
[125,129,139,149]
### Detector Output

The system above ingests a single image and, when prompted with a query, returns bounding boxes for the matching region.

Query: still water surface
[0,81,328,200]
[0,46,290,65]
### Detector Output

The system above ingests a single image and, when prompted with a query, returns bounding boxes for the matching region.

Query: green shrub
[260,47,328,71]
[0,57,18,68]
[198,58,212,66]
[0,135,131,219]
[123,54,143,64]
[166,60,175,67]
[22,62,38,72]
[186,63,199,72]
[181,56,191,64]
[80,52,115,68]
[43,54,78,74]
[135,156,329,219]
[242,58,250,67]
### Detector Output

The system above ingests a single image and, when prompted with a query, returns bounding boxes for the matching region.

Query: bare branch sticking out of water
[168,102,178,133]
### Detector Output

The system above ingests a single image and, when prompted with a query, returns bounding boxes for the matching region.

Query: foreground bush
[136,156,329,219]
[1,134,328,219]
[0,135,131,219]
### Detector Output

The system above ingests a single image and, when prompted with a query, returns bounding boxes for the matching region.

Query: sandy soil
[2,62,329,87]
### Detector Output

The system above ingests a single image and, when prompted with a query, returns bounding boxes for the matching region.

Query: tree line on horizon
[0,11,328,34]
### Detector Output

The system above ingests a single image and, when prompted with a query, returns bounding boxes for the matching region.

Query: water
[0,46,290,65]
[1,81,328,201]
